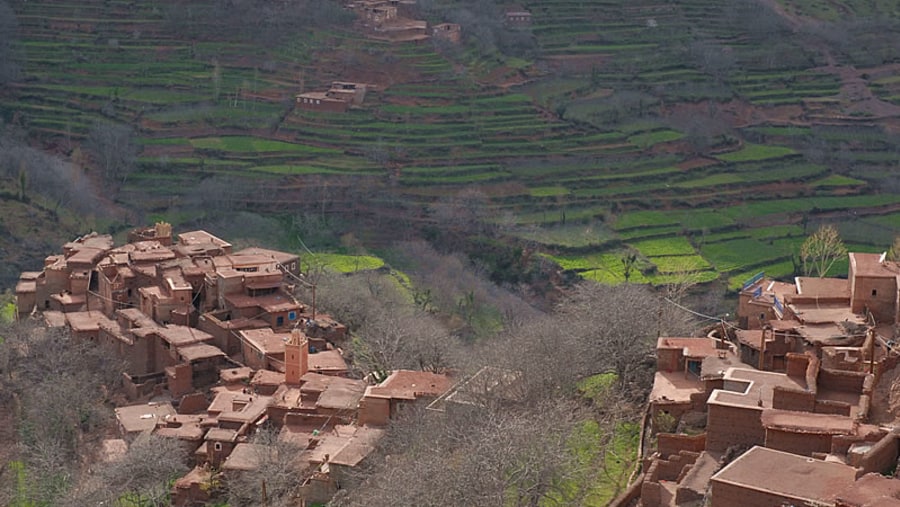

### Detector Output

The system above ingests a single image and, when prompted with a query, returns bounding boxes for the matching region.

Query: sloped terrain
[2,0,900,290]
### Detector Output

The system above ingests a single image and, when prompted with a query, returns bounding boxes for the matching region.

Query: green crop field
[4,0,900,297]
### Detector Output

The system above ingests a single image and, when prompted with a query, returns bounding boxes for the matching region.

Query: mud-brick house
[504,10,532,26]
[15,232,114,316]
[709,446,859,507]
[650,337,738,420]
[357,370,453,426]
[327,82,367,106]
[431,23,461,43]
[353,0,398,25]
[848,252,900,324]
[296,92,351,113]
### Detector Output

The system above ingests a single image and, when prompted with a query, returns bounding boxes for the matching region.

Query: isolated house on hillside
[431,23,461,43]
[504,9,532,26]
[296,81,369,113]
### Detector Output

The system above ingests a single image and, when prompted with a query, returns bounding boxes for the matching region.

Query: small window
[289,311,297,321]
[315,100,321,105]
[214,442,223,452]
[873,289,878,296]
[277,316,284,327]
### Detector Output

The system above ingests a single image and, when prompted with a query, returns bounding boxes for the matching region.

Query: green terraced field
[6,0,900,294]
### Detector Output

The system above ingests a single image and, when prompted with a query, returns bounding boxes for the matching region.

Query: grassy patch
[715,143,797,163]
[189,136,340,154]
[630,237,697,257]
[306,253,385,273]
[628,129,683,148]
[544,253,650,284]
[577,373,618,404]
[529,186,569,197]
[649,255,713,274]
[811,174,867,187]
[700,237,791,272]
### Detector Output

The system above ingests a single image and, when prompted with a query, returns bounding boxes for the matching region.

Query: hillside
[2,0,900,291]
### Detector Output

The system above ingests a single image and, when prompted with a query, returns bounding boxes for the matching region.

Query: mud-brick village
[621,253,900,507]
[14,223,900,506]
[13,223,456,506]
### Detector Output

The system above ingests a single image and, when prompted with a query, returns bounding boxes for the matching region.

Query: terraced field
[3,0,900,290]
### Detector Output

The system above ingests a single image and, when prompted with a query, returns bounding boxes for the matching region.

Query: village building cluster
[295,1,533,112]
[617,252,900,507]
[14,223,454,506]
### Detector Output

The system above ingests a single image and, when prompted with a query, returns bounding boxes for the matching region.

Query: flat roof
[240,328,289,355]
[224,292,300,312]
[217,395,273,424]
[115,402,176,434]
[155,414,206,441]
[851,252,898,278]
[760,409,855,434]
[222,443,267,471]
[15,280,36,294]
[366,370,453,400]
[250,369,285,387]
[796,276,850,298]
[66,233,114,251]
[308,349,348,374]
[178,343,226,362]
[700,353,747,380]
[301,373,366,410]
[157,325,214,347]
[43,311,67,327]
[657,337,721,358]
[66,247,107,267]
[649,370,704,405]
[790,305,862,325]
[178,230,232,249]
[302,425,384,467]
[708,367,807,409]
[118,307,159,326]
[711,446,857,503]
[66,311,116,332]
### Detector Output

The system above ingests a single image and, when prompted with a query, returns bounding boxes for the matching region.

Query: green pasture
[305,253,385,273]
[812,174,867,187]
[189,137,340,154]
[628,129,684,148]
[715,144,798,163]
[630,237,697,257]
[649,255,713,274]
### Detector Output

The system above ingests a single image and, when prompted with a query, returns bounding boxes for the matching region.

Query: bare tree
[223,428,304,507]
[800,224,847,277]
[0,135,101,215]
[332,400,585,507]
[355,309,457,380]
[0,322,124,505]
[86,121,139,185]
[887,235,900,262]
[65,434,189,506]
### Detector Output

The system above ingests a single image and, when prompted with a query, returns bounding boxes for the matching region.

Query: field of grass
[6,0,900,296]
[305,253,385,273]
[190,136,340,154]
[715,144,798,163]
